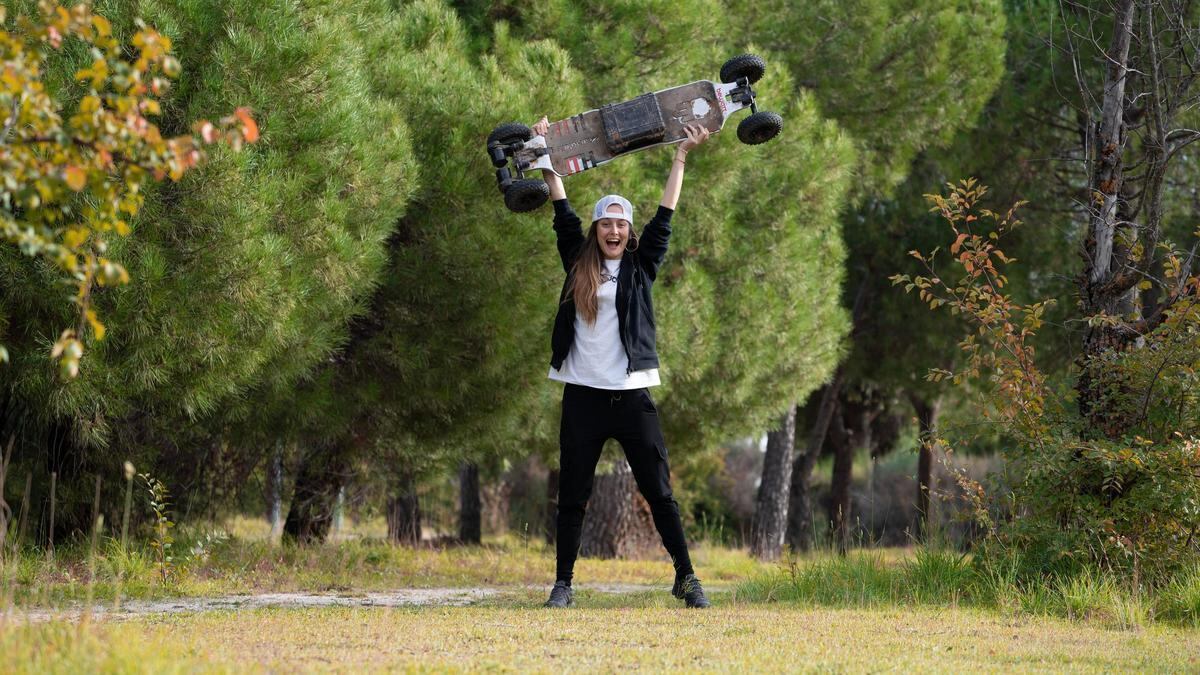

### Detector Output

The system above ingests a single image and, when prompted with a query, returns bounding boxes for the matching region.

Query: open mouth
[606,237,622,248]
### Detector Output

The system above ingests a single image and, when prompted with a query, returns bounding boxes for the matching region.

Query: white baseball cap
[592,194,633,224]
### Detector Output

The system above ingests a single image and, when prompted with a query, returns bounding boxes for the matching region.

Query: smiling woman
[534,115,713,609]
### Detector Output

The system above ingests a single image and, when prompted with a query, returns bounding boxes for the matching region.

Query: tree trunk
[579,461,657,559]
[331,486,346,539]
[828,406,853,555]
[386,472,422,546]
[481,475,512,536]
[751,407,796,560]
[787,372,845,552]
[0,436,10,553]
[545,467,559,544]
[791,279,867,553]
[283,442,348,544]
[1078,0,1139,433]
[458,461,481,544]
[267,443,284,543]
[909,394,942,540]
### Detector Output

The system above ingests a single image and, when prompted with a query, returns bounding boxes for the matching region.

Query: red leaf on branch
[951,233,969,255]
[64,166,87,191]
[235,107,259,143]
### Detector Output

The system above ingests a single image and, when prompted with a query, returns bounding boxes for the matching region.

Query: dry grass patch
[6,603,1198,673]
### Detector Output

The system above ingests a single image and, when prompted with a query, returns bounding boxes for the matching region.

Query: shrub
[903,548,971,604]
[893,180,1200,585]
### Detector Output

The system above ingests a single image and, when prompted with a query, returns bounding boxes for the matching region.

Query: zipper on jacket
[623,262,636,375]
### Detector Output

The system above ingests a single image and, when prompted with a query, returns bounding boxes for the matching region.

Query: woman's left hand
[678,122,710,153]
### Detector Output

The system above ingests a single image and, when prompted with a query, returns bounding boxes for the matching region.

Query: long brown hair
[566,222,639,325]
[567,223,605,325]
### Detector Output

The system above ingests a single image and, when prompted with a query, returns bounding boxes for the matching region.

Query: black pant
[554,383,694,584]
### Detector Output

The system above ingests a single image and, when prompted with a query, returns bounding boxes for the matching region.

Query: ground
[2,521,1198,672]
[5,599,1199,673]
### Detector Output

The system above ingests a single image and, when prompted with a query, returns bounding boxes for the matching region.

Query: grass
[3,603,1198,673]
[732,547,1200,631]
[4,519,1200,672]
[1,518,768,604]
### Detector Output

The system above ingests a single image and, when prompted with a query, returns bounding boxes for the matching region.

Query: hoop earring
[626,231,639,252]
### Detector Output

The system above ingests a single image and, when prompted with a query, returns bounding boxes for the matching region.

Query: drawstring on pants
[609,393,622,406]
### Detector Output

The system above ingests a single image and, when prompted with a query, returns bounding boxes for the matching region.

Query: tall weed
[1156,565,1200,627]
[903,548,971,604]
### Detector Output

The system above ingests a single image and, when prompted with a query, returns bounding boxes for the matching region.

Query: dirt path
[6,583,666,622]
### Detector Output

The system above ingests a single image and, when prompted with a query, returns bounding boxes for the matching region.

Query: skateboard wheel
[737,111,782,145]
[504,179,549,212]
[720,54,766,85]
[487,122,534,148]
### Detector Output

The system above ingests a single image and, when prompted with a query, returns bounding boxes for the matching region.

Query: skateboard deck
[525,80,746,177]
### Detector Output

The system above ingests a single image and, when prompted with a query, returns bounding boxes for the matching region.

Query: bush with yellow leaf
[0,1,255,377]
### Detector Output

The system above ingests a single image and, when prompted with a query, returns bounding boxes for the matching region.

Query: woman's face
[596,205,630,260]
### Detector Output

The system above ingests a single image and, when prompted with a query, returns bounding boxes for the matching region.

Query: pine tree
[0,0,418,534]
[277,0,597,540]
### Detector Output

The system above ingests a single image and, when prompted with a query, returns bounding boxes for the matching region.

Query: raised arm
[638,124,710,278]
[535,115,582,273]
[659,123,710,210]
[534,116,566,201]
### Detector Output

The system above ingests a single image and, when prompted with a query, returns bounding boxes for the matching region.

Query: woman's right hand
[532,115,566,200]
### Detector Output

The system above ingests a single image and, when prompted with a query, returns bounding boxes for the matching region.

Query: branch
[0,96,19,146]
[1132,242,1199,334]
[1164,129,1200,164]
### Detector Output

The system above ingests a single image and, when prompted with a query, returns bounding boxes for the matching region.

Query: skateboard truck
[495,167,513,194]
[729,76,759,114]
[487,127,551,211]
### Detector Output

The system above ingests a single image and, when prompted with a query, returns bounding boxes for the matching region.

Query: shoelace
[674,576,703,597]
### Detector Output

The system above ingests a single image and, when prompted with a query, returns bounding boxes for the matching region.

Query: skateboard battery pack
[600,93,667,154]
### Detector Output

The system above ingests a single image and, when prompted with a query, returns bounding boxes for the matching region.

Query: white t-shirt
[548,259,661,390]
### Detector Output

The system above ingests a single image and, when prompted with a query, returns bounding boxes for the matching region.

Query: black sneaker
[544,580,574,608]
[671,574,711,608]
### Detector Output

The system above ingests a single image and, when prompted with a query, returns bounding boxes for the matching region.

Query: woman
[535,115,711,609]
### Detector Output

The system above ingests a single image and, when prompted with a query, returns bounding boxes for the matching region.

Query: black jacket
[550,199,673,375]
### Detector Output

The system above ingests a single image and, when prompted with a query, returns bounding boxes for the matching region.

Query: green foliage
[280,0,861,491]
[466,0,727,103]
[0,0,418,502]
[139,472,173,583]
[275,0,591,480]
[657,85,855,450]
[904,547,972,603]
[1157,564,1200,627]
[0,1,253,376]
[742,0,1007,192]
